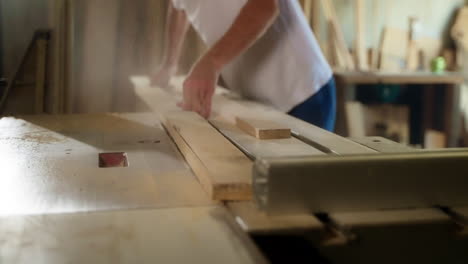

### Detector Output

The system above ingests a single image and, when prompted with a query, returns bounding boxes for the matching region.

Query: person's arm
[152,1,190,88]
[180,0,279,118]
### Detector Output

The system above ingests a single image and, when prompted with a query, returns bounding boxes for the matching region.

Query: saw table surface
[0,206,265,264]
[0,113,214,216]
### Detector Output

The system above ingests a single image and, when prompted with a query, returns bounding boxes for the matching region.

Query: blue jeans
[288,78,336,132]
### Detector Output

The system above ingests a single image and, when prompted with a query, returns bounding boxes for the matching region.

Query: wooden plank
[345,101,366,138]
[425,130,447,149]
[0,113,214,216]
[332,208,449,227]
[228,201,323,233]
[164,111,253,201]
[236,117,291,140]
[406,41,420,71]
[379,27,408,71]
[406,17,420,71]
[212,95,376,155]
[354,0,368,71]
[211,118,324,159]
[329,22,348,69]
[334,70,379,84]
[321,0,355,70]
[334,71,464,85]
[132,76,375,155]
[0,206,266,264]
[452,7,468,51]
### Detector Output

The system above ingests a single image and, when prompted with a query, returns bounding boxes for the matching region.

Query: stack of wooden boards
[300,0,460,72]
[164,111,253,201]
[133,77,375,202]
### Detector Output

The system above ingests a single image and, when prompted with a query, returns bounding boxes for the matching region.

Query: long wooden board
[321,0,355,70]
[379,27,408,71]
[212,95,375,155]
[164,111,253,201]
[133,76,375,155]
[354,0,368,71]
[211,118,324,159]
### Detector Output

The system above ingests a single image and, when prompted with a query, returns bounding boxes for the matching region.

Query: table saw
[1,77,468,263]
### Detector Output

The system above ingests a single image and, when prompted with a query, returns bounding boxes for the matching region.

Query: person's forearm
[161,1,190,69]
[197,0,279,72]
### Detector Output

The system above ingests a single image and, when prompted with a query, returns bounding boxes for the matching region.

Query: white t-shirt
[172,0,332,112]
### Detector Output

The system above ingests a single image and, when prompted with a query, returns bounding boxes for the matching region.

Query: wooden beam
[407,17,420,71]
[321,0,355,70]
[133,76,376,155]
[379,27,408,71]
[354,0,368,71]
[164,111,253,201]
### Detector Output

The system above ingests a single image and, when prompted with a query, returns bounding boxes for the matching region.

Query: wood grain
[212,118,323,159]
[354,0,368,71]
[379,27,408,71]
[0,206,266,264]
[236,117,291,140]
[164,111,253,201]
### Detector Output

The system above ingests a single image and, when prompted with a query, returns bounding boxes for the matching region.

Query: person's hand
[151,65,176,89]
[178,58,219,119]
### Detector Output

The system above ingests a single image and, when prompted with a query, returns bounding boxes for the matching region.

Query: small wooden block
[236,117,291,140]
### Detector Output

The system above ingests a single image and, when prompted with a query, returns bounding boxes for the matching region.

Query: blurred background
[0,0,467,148]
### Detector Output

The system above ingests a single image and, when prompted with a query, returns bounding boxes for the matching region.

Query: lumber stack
[299,0,460,73]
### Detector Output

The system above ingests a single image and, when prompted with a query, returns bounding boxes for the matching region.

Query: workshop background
[1,0,467,147]
[2,1,468,263]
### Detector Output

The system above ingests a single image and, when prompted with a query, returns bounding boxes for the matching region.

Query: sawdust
[17,132,66,144]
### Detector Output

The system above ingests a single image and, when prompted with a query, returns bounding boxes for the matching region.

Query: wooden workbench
[334,71,465,147]
[1,76,468,263]
[0,112,265,263]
